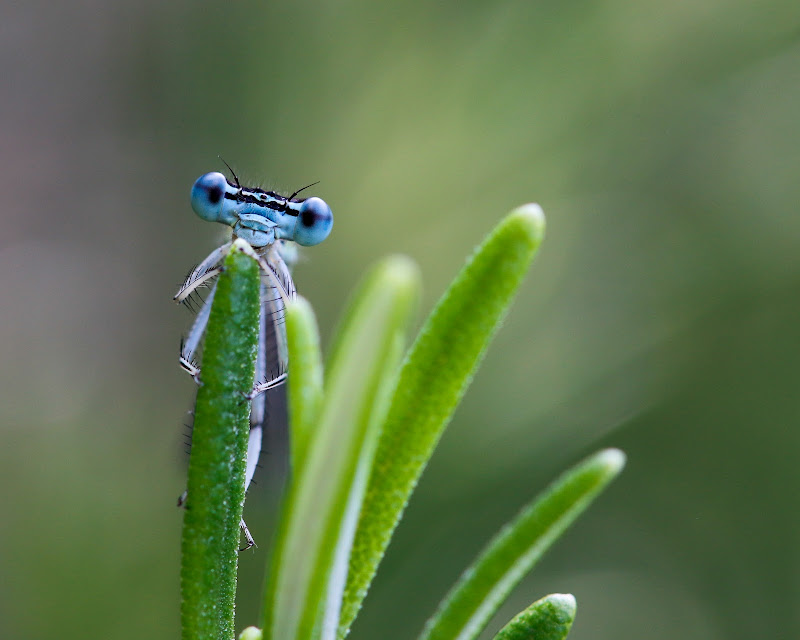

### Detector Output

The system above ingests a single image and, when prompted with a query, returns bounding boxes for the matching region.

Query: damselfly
[176,169,333,549]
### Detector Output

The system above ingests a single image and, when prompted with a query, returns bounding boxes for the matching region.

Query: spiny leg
[244,269,292,400]
[264,244,297,304]
[244,279,290,492]
[239,518,256,551]
[238,277,293,548]
[175,242,229,378]
[174,242,231,304]
[179,283,217,381]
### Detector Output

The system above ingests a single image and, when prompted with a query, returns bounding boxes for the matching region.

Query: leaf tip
[543,592,576,618]
[380,254,423,298]
[596,447,626,476]
[229,237,259,258]
[508,203,546,245]
[238,626,263,640]
[287,294,314,318]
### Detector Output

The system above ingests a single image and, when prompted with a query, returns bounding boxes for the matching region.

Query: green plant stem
[181,241,261,640]
[262,256,420,640]
[339,205,546,638]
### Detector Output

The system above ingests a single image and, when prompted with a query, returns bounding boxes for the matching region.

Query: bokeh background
[1,1,799,638]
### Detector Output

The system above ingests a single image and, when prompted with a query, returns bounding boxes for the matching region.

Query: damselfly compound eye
[294,197,333,246]
[191,172,228,223]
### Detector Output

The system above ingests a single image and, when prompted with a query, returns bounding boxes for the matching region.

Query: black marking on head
[223,188,301,214]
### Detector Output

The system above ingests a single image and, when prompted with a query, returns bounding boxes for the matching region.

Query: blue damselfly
[176,169,333,548]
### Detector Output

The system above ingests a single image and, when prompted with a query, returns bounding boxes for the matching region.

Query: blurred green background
[1,1,799,638]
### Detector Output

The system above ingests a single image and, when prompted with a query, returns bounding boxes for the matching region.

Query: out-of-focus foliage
[0,1,797,639]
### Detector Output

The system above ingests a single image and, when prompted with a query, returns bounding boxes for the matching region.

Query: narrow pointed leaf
[340,205,546,637]
[181,240,261,640]
[418,449,625,640]
[262,256,420,640]
[319,328,407,640]
[493,594,576,640]
[285,297,324,471]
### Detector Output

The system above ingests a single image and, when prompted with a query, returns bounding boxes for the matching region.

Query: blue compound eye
[191,172,228,223]
[294,197,333,246]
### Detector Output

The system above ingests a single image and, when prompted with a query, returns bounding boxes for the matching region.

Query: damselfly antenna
[218,156,241,190]
[287,180,321,202]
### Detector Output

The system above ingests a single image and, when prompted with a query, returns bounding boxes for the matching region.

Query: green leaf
[285,297,325,472]
[180,240,261,640]
[262,256,421,640]
[492,594,576,640]
[418,449,625,640]
[339,205,547,637]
